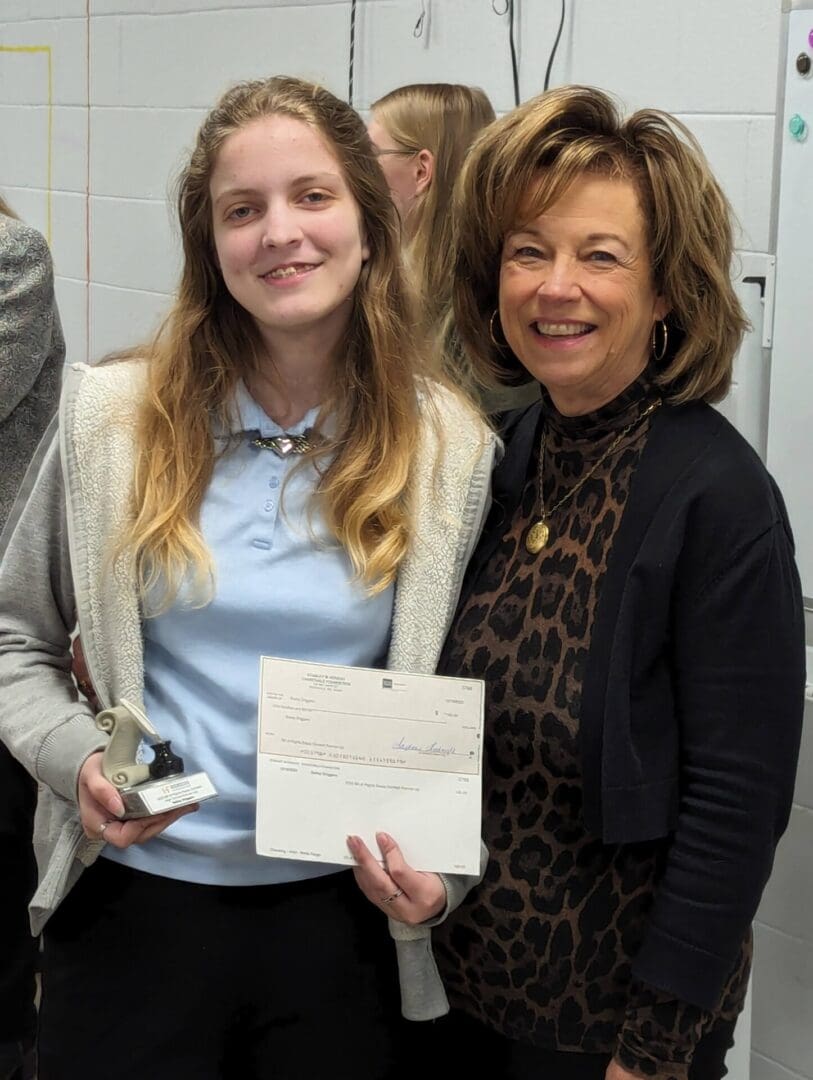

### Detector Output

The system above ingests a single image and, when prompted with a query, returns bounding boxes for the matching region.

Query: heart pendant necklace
[250,430,317,457]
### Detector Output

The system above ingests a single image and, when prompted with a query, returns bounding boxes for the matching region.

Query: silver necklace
[250,430,318,457]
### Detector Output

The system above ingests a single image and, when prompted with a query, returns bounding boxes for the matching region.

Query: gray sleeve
[393,935,450,1021]
[0,434,105,802]
[387,844,489,1020]
[0,222,59,424]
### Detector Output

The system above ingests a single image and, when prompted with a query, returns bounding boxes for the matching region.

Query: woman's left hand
[605,1060,640,1080]
[347,831,446,925]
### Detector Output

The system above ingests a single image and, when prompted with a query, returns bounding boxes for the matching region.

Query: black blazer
[460,399,805,1009]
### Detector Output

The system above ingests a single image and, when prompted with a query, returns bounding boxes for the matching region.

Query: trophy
[96,698,217,819]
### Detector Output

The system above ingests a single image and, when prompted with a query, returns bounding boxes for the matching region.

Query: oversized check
[256,656,484,875]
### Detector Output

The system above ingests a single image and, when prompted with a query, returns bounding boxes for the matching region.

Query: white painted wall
[1,2,808,1078]
[0,0,782,367]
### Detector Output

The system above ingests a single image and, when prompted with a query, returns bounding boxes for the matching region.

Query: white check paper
[256,657,484,874]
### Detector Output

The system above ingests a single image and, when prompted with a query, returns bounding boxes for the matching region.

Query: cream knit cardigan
[0,360,497,1020]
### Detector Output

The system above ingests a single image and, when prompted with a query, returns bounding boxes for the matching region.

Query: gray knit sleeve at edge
[0,434,105,802]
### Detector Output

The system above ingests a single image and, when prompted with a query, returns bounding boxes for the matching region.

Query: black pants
[39,859,411,1080]
[414,1007,737,1080]
[0,741,37,1054]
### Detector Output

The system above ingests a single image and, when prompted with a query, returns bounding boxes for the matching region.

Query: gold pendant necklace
[525,397,662,555]
[525,520,550,554]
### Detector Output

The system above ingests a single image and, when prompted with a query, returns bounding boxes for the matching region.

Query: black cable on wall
[494,0,568,104]
[348,0,357,105]
[493,0,520,107]
[508,1,520,106]
[353,0,567,111]
[544,0,567,91]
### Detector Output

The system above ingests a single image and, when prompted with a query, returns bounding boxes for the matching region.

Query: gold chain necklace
[525,397,662,555]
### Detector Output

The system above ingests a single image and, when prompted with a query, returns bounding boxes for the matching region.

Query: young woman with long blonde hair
[0,77,495,1079]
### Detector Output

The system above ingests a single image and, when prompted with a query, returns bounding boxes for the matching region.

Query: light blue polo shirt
[103,382,394,885]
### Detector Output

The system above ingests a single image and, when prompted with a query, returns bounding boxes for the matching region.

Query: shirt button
[264,499,274,512]
[269,477,280,489]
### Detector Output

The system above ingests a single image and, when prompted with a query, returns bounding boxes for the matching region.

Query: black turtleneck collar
[539,366,657,443]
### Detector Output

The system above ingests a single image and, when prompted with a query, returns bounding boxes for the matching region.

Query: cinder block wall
[0,0,781,365]
[1,3,809,1078]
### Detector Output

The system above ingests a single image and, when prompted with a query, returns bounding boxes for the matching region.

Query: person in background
[0,196,64,533]
[0,195,64,1080]
[0,77,495,1080]
[429,85,804,1080]
[369,83,532,410]
[368,83,495,337]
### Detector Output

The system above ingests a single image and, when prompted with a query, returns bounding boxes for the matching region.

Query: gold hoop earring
[651,319,668,363]
[489,309,507,350]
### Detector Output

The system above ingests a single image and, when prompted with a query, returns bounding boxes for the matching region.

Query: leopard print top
[434,374,750,1078]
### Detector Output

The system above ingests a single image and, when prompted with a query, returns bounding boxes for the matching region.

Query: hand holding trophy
[95,699,217,819]
[77,699,217,847]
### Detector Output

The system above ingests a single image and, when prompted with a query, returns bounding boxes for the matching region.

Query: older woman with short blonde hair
[429,86,804,1080]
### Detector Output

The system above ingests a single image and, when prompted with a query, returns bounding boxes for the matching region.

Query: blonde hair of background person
[130,77,441,608]
[368,85,495,380]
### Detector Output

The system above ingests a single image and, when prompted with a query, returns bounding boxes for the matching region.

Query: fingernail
[376,831,393,844]
[346,835,359,850]
[109,798,125,818]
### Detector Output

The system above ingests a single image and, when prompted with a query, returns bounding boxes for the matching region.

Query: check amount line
[276,706,454,726]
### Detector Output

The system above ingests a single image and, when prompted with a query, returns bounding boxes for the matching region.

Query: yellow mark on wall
[0,45,53,243]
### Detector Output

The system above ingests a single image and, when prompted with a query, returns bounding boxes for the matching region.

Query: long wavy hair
[371,84,495,366]
[453,85,749,403]
[127,76,430,606]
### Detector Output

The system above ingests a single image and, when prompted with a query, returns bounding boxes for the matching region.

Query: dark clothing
[0,741,37,1077]
[434,384,802,1076]
[458,395,803,1010]
[38,860,409,1080]
[434,380,751,1075]
[419,1008,736,1080]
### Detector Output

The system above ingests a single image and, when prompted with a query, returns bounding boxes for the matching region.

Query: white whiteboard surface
[717,252,775,460]
[767,6,813,600]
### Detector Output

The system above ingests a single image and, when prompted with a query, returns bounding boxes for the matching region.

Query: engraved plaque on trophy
[96,699,217,819]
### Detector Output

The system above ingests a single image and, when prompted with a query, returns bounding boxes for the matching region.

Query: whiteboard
[717,251,775,461]
[767,4,813,601]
